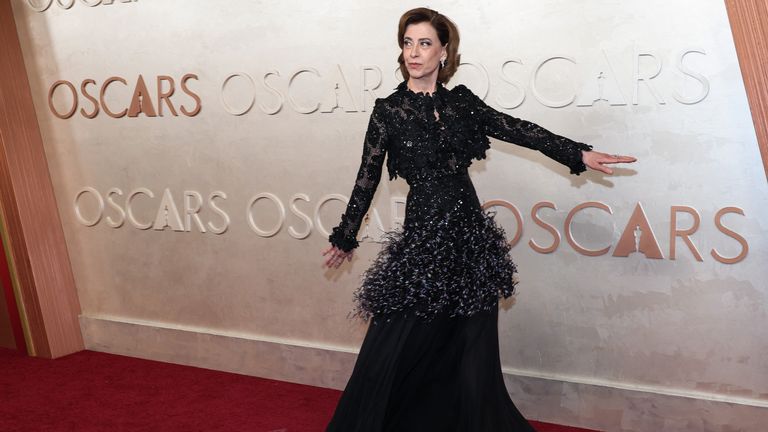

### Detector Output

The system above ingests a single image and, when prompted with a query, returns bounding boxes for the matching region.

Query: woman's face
[402,22,447,81]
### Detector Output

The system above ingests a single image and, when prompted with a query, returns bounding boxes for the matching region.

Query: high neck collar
[395,79,447,99]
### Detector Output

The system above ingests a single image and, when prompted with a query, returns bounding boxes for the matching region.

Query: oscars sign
[73,186,748,265]
[49,49,750,266]
[482,200,747,264]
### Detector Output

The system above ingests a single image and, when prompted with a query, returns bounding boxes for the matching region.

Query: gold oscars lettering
[47,74,201,119]
[483,200,747,264]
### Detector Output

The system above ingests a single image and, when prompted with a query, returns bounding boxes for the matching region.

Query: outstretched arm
[327,98,389,255]
[456,84,594,175]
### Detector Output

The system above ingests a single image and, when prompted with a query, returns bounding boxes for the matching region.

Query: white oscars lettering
[127,187,154,229]
[288,68,321,114]
[207,191,230,234]
[183,190,207,233]
[105,187,126,228]
[359,207,384,243]
[454,47,708,109]
[633,43,666,105]
[74,187,103,226]
[153,188,185,231]
[455,61,492,100]
[288,194,313,239]
[247,193,285,237]
[28,0,137,12]
[531,56,578,108]
[218,65,385,117]
[576,49,628,107]
[322,64,360,113]
[672,48,710,105]
[27,0,60,11]
[220,73,256,116]
[75,187,229,233]
[361,66,384,112]
[261,70,284,115]
[316,194,348,238]
[498,59,526,110]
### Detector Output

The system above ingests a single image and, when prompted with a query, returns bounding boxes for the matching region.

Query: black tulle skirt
[326,171,536,431]
[325,305,538,431]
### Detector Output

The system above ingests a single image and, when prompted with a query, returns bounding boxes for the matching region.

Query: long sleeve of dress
[328,99,390,252]
[458,85,594,175]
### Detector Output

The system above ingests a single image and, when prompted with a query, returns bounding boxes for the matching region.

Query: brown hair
[397,7,461,84]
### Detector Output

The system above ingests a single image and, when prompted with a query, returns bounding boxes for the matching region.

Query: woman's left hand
[582,150,637,175]
[322,244,353,269]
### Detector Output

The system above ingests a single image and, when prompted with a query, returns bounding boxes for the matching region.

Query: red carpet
[0,347,599,431]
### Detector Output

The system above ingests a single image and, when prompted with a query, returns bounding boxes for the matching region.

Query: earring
[440,58,446,68]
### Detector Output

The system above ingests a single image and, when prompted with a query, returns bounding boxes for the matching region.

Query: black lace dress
[326,79,593,431]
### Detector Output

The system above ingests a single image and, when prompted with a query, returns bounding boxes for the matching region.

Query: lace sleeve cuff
[566,142,594,175]
[328,224,360,253]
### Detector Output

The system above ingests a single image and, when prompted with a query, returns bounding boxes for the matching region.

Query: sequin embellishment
[329,79,594,323]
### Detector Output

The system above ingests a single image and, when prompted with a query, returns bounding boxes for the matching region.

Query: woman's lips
[409,63,422,68]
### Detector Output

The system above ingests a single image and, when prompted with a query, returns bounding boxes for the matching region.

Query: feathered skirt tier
[348,171,519,325]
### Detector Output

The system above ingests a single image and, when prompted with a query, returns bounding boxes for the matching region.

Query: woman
[321,7,636,431]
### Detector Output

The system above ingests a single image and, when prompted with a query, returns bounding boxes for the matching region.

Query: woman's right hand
[322,245,354,269]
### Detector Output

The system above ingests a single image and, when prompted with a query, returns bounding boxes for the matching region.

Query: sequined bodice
[328,79,594,252]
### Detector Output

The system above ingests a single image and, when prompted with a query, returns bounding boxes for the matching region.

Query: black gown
[326,79,593,431]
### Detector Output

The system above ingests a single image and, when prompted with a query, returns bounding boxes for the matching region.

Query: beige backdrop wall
[11,0,768,430]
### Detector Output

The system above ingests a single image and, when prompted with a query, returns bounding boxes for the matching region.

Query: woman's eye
[403,40,431,47]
